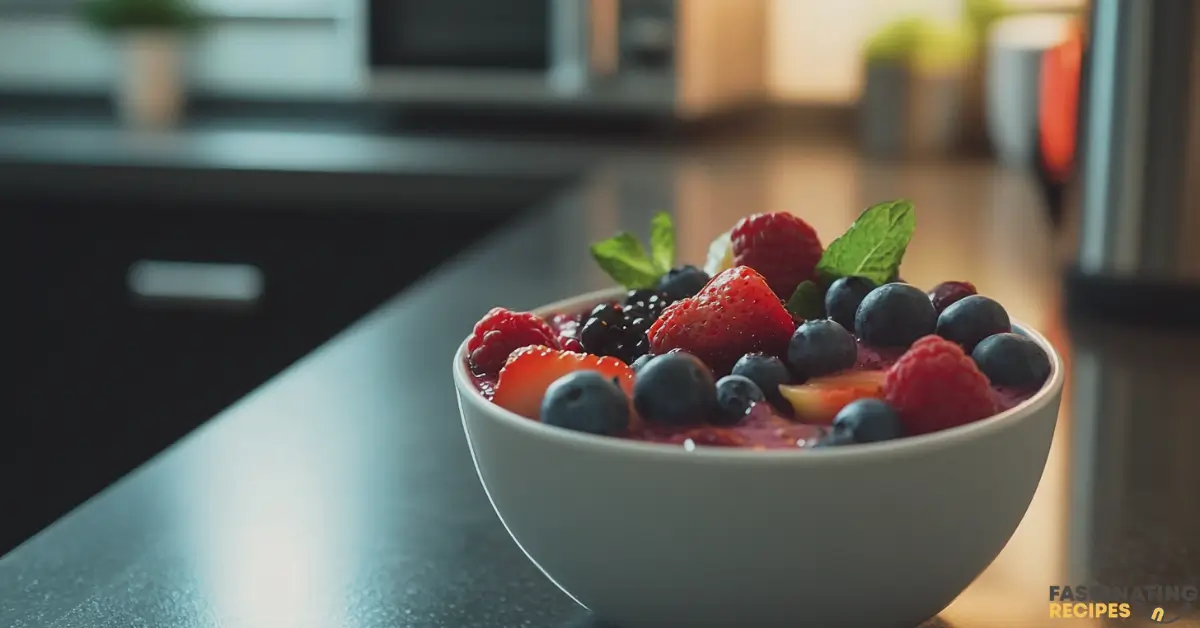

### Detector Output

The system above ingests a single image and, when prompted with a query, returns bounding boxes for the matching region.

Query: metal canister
[1065,0,1200,328]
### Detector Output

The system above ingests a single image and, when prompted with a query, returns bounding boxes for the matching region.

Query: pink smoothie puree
[468,307,1036,450]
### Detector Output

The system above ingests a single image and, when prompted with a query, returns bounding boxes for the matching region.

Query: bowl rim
[453,287,1064,464]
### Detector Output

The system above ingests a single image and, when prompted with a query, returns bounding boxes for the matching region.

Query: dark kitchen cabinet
[0,198,514,553]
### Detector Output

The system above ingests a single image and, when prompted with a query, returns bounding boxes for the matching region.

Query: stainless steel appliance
[367,0,768,118]
[1066,0,1200,327]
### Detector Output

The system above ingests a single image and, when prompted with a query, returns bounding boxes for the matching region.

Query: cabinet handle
[126,260,263,309]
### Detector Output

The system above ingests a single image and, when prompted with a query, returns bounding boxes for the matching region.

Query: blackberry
[579,302,651,363]
[625,314,653,336]
[580,315,625,356]
[588,302,624,325]
[630,333,651,358]
[624,289,672,321]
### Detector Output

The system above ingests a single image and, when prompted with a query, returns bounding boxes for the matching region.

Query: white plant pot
[116,30,185,130]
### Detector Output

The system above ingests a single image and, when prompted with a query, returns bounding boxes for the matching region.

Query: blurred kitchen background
[0,0,1084,130]
[1,0,1196,593]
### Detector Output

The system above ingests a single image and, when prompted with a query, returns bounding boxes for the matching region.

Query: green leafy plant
[79,0,203,33]
[590,212,676,290]
[963,0,1011,41]
[863,16,930,63]
[786,199,915,319]
[864,15,977,71]
[912,22,976,73]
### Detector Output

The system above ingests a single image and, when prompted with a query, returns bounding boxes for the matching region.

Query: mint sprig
[786,199,916,319]
[817,199,915,284]
[649,212,675,273]
[785,281,826,320]
[591,212,676,290]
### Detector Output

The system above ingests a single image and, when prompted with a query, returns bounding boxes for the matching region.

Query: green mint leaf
[815,199,915,285]
[786,280,826,320]
[649,212,676,273]
[590,232,662,290]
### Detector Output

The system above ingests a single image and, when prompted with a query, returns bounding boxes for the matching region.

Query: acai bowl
[453,201,1063,628]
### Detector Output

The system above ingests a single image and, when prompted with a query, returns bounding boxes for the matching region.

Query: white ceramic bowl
[454,288,1064,628]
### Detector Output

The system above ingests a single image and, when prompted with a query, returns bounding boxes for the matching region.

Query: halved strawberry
[647,266,795,375]
[778,370,887,424]
[492,346,637,423]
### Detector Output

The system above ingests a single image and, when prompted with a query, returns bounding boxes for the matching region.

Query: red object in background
[1039,23,1084,184]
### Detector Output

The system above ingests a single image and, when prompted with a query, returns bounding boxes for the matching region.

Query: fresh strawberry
[730,212,824,300]
[779,370,887,424]
[492,346,636,422]
[467,307,560,376]
[883,335,997,435]
[647,266,794,375]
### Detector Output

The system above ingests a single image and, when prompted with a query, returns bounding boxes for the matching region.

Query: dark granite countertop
[0,133,1197,627]
[0,118,602,212]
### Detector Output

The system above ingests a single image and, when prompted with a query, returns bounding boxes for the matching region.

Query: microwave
[366,0,769,118]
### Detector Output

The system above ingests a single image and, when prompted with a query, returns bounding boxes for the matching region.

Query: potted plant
[961,0,1012,151]
[79,0,202,129]
[859,17,975,158]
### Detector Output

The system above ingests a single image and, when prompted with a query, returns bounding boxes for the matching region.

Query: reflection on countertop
[1,125,1198,628]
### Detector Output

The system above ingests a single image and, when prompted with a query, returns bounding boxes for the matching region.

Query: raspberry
[883,335,997,435]
[731,212,823,300]
[467,307,560,376]
[647,266,795,375]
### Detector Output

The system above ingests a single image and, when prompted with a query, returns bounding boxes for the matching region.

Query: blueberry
[540,371,630,436]
[731,353,791,410]
[825,276,877,331]
[831,399,904,443]
[855,283,938,348]
[936,295,1011,352]
[632,352,717,425]
[971,333,1051,389]
[656,265,711,302]
[713,375,765,425]
[814,429,854,448]
[630,354,653,373]
[787,319,858,380]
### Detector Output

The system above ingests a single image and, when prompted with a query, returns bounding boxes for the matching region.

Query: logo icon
[1153,607,1165,622]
